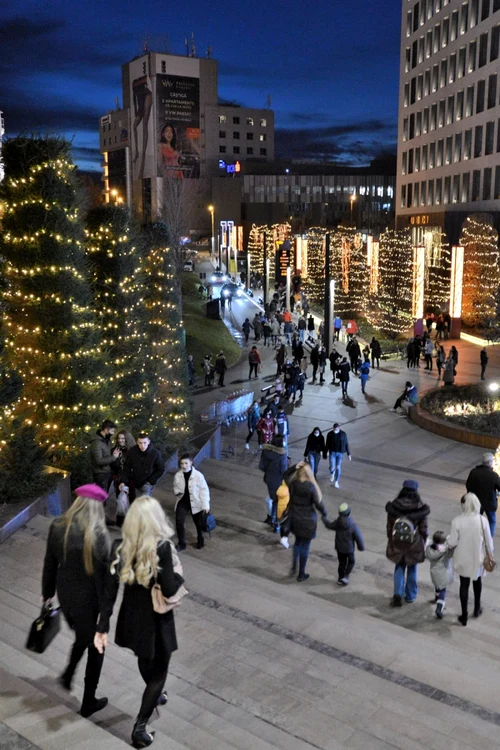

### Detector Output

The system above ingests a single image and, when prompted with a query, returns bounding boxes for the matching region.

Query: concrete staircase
[2,457,500,749]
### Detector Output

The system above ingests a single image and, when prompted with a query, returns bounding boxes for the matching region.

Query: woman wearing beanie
[41,484,111,718]
[94,495,184,748]
[385,479,430,606]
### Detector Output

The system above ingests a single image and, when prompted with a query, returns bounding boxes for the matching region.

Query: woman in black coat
[95,495,184,748]
[289,465,327,582]
[42,484,111,718]
[303,427,325,477]
[259,434,288,528]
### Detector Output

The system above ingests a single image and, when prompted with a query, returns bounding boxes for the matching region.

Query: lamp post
[350,194,356,226]
[286,266,291,312]
[208,205,215,262]
[246,252,250,290]
[323,233,331,350]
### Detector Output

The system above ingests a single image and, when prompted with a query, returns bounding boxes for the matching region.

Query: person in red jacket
[256,409,275,445]
[248,345,262,379]
[346,319,358,342]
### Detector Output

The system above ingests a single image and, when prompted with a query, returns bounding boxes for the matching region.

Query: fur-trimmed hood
[261,443,287,455]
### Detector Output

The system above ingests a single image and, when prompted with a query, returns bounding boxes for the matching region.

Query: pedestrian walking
[318,345,327,385]
[359,359,370,394]
[436,344,446,379]
[347,337,361,374]
[480,347,488,380]
[338,356,350,398]
[362,345,370,363]
[346,319,358,342]
[307,315,315,340]
[245,400,262,450]
[303,427,325,477]
[466,452,500,536]
[442,356,455,386]
[276,343,286,375]
[310,343,319,382]
[324,422,352,488]
[386,479,430,607]
[271,317,280,345]
[42,484,111,718]
[424,337,434,370]
[248,345,261,379]
[242,318,251,344]
[214,350,227,386]
[263,319,272,347]
[187,354,195,386]
[289,464,327,582]
[425,530,453,619]
[450,345,458,376]
[333,315,342,341]
[90,419,120,491]
[203,355,214,386]
[253,314,262,341]
[391,381,418,413]
[94,496,185,748]
[323,503,364,586]
[329,347,340,384]
[256,409,275,446]
[448,492,494,626]
[275,406,290,452]
[370,337,381,369]
[297,370,306,400]
[119,434,164,502]
[220,293,226,315]
[173,454,210,551]
[298,315,307,342]
[259,434,288,529]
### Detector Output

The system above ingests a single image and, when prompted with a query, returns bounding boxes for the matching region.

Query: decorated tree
[0,136,117,481]
[247,224,265,278]
[330,226,367,319]
[460,216,500,326]
[303,227,325,305]
[374,229,413,337]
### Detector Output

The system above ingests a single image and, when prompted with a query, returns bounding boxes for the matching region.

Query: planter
[408,404,499,449]
[0,468,71,544]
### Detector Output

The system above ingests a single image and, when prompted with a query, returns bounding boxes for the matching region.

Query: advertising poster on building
[129,57,154,181]
[157,74,200,179]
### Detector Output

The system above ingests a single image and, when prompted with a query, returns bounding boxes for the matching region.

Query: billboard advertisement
[129,57,154,181]
[156,74,200,179]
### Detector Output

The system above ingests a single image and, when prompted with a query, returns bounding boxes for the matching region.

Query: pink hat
[74,484,108,502]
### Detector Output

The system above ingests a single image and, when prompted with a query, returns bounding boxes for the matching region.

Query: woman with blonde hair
[448,492,494,626]
[42,484,111,718]
[94,495,184,748]
[288,462,327,581]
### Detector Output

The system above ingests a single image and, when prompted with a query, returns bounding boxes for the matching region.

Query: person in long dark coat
[95,496,184,748]
[42,484,111,718]
[289,464,327,582]
[259,434,288,528]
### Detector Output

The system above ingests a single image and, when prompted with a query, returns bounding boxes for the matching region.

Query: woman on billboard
[158,123,183,179]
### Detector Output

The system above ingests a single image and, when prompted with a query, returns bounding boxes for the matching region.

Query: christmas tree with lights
[0,136,117,481]
[460,216,500,326]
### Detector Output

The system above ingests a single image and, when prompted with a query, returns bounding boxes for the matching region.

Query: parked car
[183,259,194,272]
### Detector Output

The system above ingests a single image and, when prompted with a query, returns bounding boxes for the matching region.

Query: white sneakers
[334,481,340,489]
[245,443,250,450]
[280,536,290,549]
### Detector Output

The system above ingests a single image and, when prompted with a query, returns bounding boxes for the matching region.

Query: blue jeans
[307,451,321,477]
[481,509,496,537]
[299,329,305,342]
[292,537,311,576]
[329,452,343,481]
[394,560,418,602]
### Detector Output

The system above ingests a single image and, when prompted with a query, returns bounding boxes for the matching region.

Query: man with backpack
[385,479,430,607]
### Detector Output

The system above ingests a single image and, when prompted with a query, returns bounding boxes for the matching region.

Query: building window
[470,0,479,26]
[401,184,407,208]
[103,138,106,146]
[428,179,434,205]
[474,124,483,157]
[423,107,430,132]
[246,132,254,140]
[407,11,412,37]
[462,172,470,202]
[413,182,420,207]
[246,117,254,126]
[497,118,500,151]
[446,136,453,163]
[485,120,495,153]
[468,39,477,72]
[455,132,463,161]
[491,26,500,61]
[219,145,226,153]
[259,134,267,141]
[233,116,240,124]
[233,146,240,154]
[410,77,416,104]
[437,139,444,165]
[418,74,424,99]
[415,147,421,171]
[414,2,420,32]
[456,89,464,119]
[219,130,226,138]
[219,115,226,123]
[406,46,411,71]
[440,60,447,88]
[464,128,473,158]
[451,9,459,39]
[476,79,486,112]
[483,167,493,199]
[402,152,408,174]
[409,149,414,173]
[460,3,469,33]
[447,95,455,123]
[436,177,442,204]
[418,36,425,63]
[434,24,441,53]
[426,30,433,57]
[442,17,450,46]
[431,103,437,129]
[478,32,488,66]
[449,53,457,82]
[403,117,409,140]
[424,69,431,95]
[458,46,466,77]
[488,74,497,107]
[416,111,422,135]
[481,0,490,20]
[161,60,166,73]
[495,0,500,10]
[438,100,446,127]
[471,169,481,200]
[422,143,428,168]
[405,83,410,106]
[260,148,267,156]
[233,131,240,139]
[410,113,415,139]
[495,165,500,198]
[466,85,474,116]
[260,118,267,127]
[430,141,436,167]
[247,147,254,155]
[452,174,460,202]
[432,64,439,91]
[444,175,451,203]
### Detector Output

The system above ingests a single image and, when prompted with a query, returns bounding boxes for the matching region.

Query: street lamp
[208,205,215,261]
[350,194,356,226]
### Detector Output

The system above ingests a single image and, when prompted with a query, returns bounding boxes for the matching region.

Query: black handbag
[26,604,61,654]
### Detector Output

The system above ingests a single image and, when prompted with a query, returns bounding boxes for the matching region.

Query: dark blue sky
[0,0,402,170]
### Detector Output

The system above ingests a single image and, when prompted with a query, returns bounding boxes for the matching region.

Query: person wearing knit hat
[323,501,364,585]
[385,480,430,607]
[41,483,112,718]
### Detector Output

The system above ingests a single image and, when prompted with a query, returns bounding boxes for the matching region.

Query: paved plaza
[1,331,500,749]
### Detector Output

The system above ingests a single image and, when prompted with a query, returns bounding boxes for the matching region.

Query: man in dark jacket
[90,419,119,491]
[466,453,500,536]
[259,435,288,528]
[329,348,340,384]
[119,434,164,501]
[323,423,351,488]
[323,503,364,585]
[338,357,350,397]
[370,337,382,369]
[215,351,227,386]
[310,344,320,382]
[386,479,430,607]
[298,315,307,342]
[347,337,361,374]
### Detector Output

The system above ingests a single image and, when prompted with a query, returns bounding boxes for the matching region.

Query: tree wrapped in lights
[374,229,413,337]
[459,216,500,326]
[0,136,117,480]
[303,227,325,305]
[330,226,367,319]
[425,230,451,312]
[248,224,265,278]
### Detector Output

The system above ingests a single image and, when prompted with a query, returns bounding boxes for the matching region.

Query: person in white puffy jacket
[173,454,210,551]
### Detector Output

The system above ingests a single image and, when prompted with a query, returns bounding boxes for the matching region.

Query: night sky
[0,0,402,171]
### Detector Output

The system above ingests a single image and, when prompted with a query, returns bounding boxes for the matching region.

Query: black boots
[80,697,108,718]
[132,717,155,748]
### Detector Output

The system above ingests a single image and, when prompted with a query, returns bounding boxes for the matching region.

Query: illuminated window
[219,115,226,123]
[260,118,267,127]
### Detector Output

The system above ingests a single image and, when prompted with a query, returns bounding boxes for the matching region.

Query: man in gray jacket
[90,419,119,491]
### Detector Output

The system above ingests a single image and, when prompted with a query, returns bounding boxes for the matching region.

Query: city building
[396,0,500,243]
[99,50,274,220]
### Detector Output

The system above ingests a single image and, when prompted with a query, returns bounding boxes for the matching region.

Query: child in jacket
[425,530,452,619]
[323,503,364,586]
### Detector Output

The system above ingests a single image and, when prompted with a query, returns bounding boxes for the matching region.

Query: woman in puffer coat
[256,409,275,446]
[289,464,327,582]
[259,434,287,528]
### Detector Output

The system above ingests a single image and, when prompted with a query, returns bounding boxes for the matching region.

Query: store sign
[409,214,430,226]
[218,160,241,174]
[276,240,291,282]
